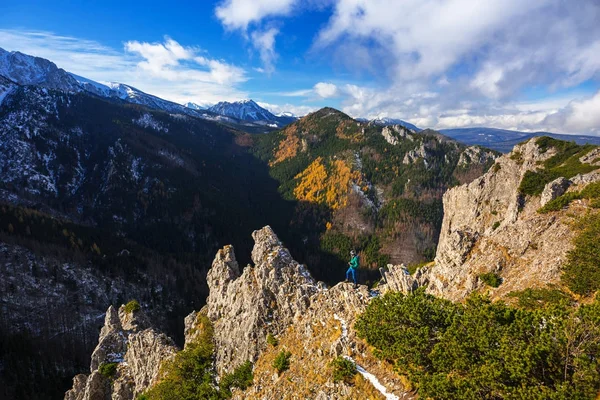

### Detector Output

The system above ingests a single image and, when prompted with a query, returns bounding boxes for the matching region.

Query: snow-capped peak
[184,102,208,110]
[0,47,81,92]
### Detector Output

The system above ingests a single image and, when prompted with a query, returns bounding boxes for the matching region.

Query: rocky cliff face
[67,226,412,399]
[426,137,600,301]
[65,305,177,400]
[204,226,322,375]
[204,226,411,399]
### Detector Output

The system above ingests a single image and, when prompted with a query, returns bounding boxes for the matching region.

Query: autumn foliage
[293,157,362,210]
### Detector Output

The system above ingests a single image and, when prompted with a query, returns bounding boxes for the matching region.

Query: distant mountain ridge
[0,47,284,133]
[439,127,600,152]
[360,116,421,132]
[358,113,600,152]
[207,99,297,127]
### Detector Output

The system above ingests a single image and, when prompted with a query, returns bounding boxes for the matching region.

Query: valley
[1,46,599,400]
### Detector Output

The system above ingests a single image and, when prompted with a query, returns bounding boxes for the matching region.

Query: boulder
[540,177,571,206]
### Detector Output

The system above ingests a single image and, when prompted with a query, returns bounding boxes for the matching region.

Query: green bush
[266,333,278,347]
[538,182,600,213]
[507,287,572,310]
[492,221,500,230]
[98,362,118,379]
[479,272,502,287]
[330,356,357,384]
[219,361,253,398]
[142,314,221,399]
[272,350,291,375]
[519,140,597,196]
[562,213,600,296]
[123,300,141,313]
[538,192,581,213]
[356,289,600,400]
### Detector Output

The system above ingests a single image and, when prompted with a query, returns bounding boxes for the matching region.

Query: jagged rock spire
[205,225,322,374]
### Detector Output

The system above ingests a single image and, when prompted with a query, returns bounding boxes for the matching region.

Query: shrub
[519,140,597,196]
[219,361,253,398]
[538,192,581,213]
[493,163,501,173]
[142,314,220,399]
[492,221,500,230]
[123,300,141,313]
[538,182,600,213]
[509,151,523,164]
[266,333,278,347]
[507,287,572,310]
[356,290,600,399]
[272,350,291,375]
[330,356,357,384]
[98,362,118,379]
[562,213,600,296]
[479,272,502,287]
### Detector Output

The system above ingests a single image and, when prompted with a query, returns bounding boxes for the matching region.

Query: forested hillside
[0,84,297,398]
[253,108,498,282]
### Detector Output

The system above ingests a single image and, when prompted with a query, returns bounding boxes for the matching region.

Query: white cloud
[0,30,249,105]
[215,0,297,31]
[313,82,338,98]
[543,90,600,135]
[305,0,600,134]
[250,28,279,75]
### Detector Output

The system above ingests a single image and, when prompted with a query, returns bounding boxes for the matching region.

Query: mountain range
[2,46,600,400]
[0,47,293,132]
[207,99,297,127]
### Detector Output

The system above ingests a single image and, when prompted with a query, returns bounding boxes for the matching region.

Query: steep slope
[424,136,600,301]
[0,84,297,398]
[0,48,81,92]
[253,107,498,283]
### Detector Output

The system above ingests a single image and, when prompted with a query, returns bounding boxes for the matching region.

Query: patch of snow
[158,149,184,167]
[343,356,400,400]
[333,314,348,339]
[133,113,168,133]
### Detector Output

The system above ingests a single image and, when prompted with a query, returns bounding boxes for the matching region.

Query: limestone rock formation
[403,142,429,165]
[381,125,413,145]
[64,305,177,400]
[67,226,414,399]
[205,226,321,374]
[540,177,571,206]
[379,264,430,294]
[428,137,600,301]
[458,145,497,168]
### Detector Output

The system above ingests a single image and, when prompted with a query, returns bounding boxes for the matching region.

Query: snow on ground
[334,313,400,400]
[344,357,400,400]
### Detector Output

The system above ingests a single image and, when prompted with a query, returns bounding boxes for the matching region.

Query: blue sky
[1,0,600,134]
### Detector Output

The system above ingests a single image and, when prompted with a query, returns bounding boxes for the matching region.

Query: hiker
[345,250,359,287]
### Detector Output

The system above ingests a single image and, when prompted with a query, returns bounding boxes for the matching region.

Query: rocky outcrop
[428,137,600,301]
[205,226,322,374]
[579,147,600,166]
[64,305,177,400]
[540,177,571,206]
[244,279,412,399]
[67,226,414,399]
[403,142,429,165]
[379,264,430,294]
[458,146,497,168]
[381,125,413,145]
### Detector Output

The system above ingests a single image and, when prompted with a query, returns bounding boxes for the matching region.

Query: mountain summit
[208,99,297,127]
